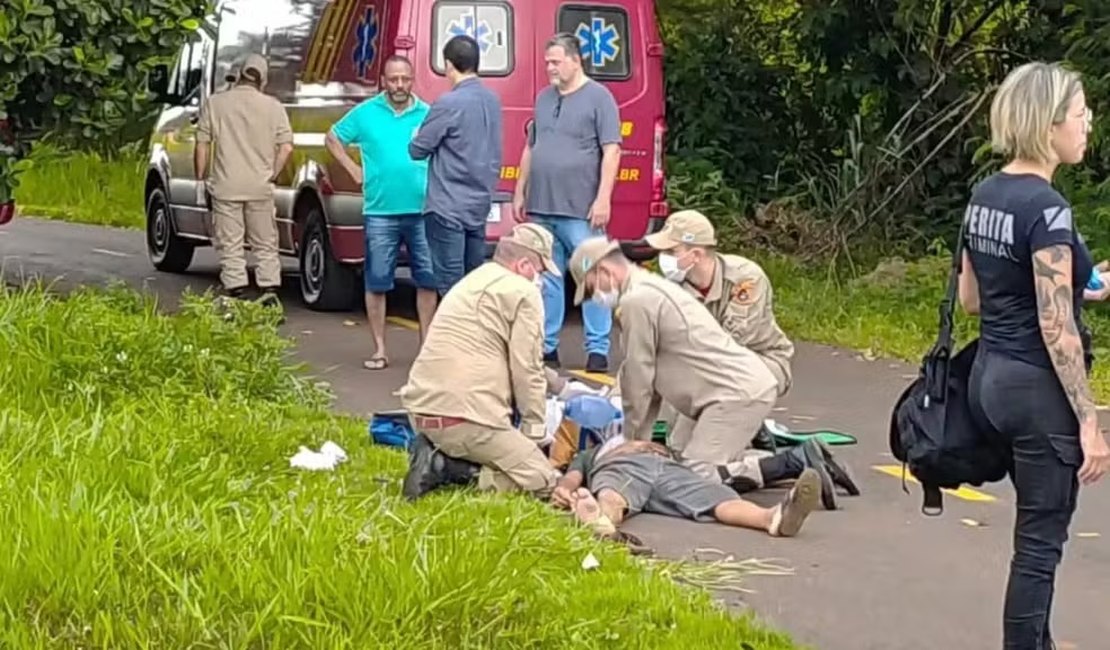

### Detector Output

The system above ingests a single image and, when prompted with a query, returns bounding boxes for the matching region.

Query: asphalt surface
[2,217,1108,650]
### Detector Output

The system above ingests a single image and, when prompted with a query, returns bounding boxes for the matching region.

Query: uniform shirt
[409,78,503,227]
[615,268,779,442]
[196,85,293,201]
[398,262,547,438]
[682,254,794,395]
[963,172,1093,369]
[330,94,430,216]
[526,80,622,219]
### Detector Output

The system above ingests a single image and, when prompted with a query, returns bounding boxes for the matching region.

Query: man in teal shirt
[326,55,437,370]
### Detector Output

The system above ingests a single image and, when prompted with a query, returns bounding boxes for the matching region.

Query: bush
[0,282,800,649]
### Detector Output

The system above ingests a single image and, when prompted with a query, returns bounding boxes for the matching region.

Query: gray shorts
[589,452,738,522]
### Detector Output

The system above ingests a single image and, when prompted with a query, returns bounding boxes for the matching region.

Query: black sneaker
[543,350,560,369]
[585,353,608,373]
[256,288,281,308]
[402,434,449,500]
[816,440,861,497]
[790,439,838,511]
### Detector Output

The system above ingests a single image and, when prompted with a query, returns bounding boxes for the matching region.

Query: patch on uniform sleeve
[730,279,758,306]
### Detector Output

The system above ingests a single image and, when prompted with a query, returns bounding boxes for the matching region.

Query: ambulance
[145,0,667,310]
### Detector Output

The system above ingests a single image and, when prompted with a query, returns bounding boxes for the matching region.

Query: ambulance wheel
[146,187,194,273]
[299,208,356,312]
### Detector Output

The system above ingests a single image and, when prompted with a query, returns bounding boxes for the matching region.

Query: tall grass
[0,282,799,649]
[14,146,145,229]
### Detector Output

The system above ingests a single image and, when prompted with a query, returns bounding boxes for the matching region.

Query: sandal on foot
[362,356,389,370]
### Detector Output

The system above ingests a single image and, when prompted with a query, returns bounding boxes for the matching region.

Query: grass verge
[14,148,145,229]
[0,282,800,649]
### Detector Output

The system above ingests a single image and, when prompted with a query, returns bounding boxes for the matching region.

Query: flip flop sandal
[363,357,389,370]
[606,530,654,556]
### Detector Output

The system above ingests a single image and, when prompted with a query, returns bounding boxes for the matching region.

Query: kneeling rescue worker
[399,223,562,500]
[568,236,789,487]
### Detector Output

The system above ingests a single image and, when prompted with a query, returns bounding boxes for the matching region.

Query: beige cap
[239,53,269,86]
[504,223,560,277]
[644,209,717,250]
[569,236,620,305]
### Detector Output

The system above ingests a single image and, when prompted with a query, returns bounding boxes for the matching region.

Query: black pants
[969,349,1083,650]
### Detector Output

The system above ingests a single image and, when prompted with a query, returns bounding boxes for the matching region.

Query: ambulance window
[432,2,513,76]
[169,35,209,104]
[557,5,630,80]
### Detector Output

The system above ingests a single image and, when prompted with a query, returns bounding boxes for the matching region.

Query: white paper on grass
[289,440,349,471]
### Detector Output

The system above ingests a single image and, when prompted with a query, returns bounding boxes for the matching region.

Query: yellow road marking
[568,370,615,386]
[386,316,419,331]
[872,465,997,503]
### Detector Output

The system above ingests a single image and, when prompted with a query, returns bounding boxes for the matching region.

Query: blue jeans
[970,349,1081,650]
[530,214,612,356]
[363,214,437,293]
[424,212,487,295]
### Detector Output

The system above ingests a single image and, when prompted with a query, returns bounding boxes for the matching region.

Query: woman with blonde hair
[958,62,1110,649]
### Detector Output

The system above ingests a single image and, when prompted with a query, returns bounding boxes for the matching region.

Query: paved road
[3,218,1108,650]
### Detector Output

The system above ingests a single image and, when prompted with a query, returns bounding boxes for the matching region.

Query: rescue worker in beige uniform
[644,210,859,508]
[568,236,779,486]
[400,223,563,500]
[195,53,293,304]
[646,209,793,394]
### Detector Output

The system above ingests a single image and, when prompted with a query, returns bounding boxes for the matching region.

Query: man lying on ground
[552,435,822,544]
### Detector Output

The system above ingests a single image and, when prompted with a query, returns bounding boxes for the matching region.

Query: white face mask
[589,269,620,309]
[533,272,545,293]
[592,290,620,309]
[658,253,688,283]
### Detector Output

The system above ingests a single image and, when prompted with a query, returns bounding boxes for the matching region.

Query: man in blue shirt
[326,55,437,370]
[410,35,503,297]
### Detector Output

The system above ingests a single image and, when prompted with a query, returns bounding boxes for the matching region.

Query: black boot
[442,456,480,486]
[402,434,450,500]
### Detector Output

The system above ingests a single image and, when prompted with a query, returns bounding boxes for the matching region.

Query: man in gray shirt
[511,33,621,372]
[410,34,503,297]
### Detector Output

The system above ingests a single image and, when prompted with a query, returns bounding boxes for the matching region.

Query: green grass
[14,148,145,229]
[0,282,800,649]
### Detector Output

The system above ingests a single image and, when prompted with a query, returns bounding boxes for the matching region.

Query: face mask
[533,272,545,293]
[658,253,688,283]
[592,290,620,309]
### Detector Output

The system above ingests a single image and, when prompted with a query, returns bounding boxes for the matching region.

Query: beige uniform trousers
[661,397,776,485]
[211,197,281,290]
[414,419,558,499]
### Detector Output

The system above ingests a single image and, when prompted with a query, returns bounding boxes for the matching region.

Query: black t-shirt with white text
[962,172,1093,370]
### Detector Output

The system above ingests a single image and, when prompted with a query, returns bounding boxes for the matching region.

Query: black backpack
[888,224,1010,515]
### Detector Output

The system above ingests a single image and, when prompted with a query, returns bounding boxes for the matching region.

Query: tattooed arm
[957,250,980,315]
[1033,245,1098,434]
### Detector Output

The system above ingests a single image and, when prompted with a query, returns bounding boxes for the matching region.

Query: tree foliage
[660,0,1110,259]
[0,0,211,203]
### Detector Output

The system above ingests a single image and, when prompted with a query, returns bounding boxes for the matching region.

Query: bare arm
[596,143,620,203]
[958,250,980,315]
[1033,245,1096,432]
[193,143,209,181]
[325,130,363,184]
[272,143,293,182]
[515,145,532,199]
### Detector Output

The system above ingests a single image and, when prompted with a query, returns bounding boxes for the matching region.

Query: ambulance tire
[299,209,357,312]
[146,187,195,273]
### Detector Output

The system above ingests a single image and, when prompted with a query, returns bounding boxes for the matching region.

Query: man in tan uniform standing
[195,53,293,304]
[400,223,563,501]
